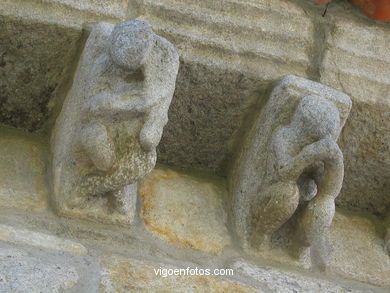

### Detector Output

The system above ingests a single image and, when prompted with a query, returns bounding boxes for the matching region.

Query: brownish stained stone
[0,128,48,211]
[100,255,258,292]
[140,168,231,254]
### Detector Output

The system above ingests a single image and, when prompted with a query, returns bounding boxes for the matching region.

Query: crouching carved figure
[51,20,179,224]
[229,75,351,268]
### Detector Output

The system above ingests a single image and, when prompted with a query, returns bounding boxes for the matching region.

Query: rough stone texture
[229,75,351,266]
[0,0,128,28]
[0,0,388,216]
[0,0,132,132]
[0,127,48,211]
[140,168,231,253]
[139,0,316,174]
[0,14,80,131]
[232,260,376,293]
[0,0,389,291]
[138,0,390,217]
[386,227,390,255]
[0,242,100,293]
[329,212,390,287]
[51,21,179,225]
[0,224,87,256]
[0,246,78,293]
[100,254,257,292]
[39,0,129,20]
[157,63,265,174]
[320,16,390,215]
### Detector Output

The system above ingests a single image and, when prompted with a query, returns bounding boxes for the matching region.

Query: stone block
[1,0,128,28]
[0,224,87,256]
[0,14,80,131]
[0,243,99,293]
[320,16,390,214]
[329,212,390,287]
[0,246,78,293]
[0,0,130,132]
[140,168,231,253]
[0,128,48,211]
[233,260,376,293]
[139,0,316,174]
[100,254,257,292]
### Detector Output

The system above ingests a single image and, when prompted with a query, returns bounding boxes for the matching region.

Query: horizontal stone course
[100,254,259,292]
[0,224,87,256]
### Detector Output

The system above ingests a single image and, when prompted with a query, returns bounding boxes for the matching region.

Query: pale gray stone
[386,227,390,256]
[100,254,258,292]
[142,0,316,175]
[233,260,375,293]
[385,213,390,256]
[0,247,78,293]
[51,20,179,225]
[140,0,390,216]
[0,224,87,256]
[229,75,351,268]
[319,16,390,216]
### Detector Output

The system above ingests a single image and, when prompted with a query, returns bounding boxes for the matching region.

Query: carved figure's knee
[139,113,166,152]
[79,121,115,171]
[253,181,300,228]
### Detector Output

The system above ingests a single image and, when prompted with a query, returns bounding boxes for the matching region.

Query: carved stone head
[292,95,341,141]
[109,20,155,72]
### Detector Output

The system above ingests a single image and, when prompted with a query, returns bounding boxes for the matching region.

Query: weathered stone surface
[238,210,390,288]
[0,14,80,131]
[140,168,231,253]
[0,0,133,132]
[51,21,179,225]
[229,75,351,268]
[0,241,100,293]
[233,260,375,293]
[100,255,257,292]
[320,16,390,215]
[0,224,87,256]
[0,246,78,293]
[1,0,128,28]
[386,227,390,255]
[139,0,390,217]
[0,128,48,211]
[139,0,316,174]
[329,212,390,287]
[40,0,129,20]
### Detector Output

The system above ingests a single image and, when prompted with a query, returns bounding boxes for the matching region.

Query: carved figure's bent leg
[139,106,168,152]
[292,153,342,268]
[251,181,300,248]
[292,194,335,268]
[79,121,116,171]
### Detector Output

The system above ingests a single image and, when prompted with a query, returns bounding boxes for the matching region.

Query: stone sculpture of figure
[252,95,344,267]
[229,75,351,268]
[51,20,179,224]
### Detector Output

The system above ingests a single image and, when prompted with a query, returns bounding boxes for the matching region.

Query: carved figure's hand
[84,91,148,119]
[279,138,342,181]
[301,138,342,162]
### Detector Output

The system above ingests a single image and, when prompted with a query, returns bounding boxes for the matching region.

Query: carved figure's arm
[279,138,342,182]
[84,89,151,119]
[85,37,178,122]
